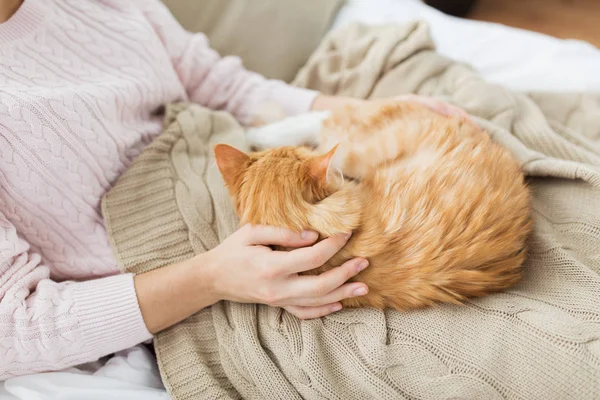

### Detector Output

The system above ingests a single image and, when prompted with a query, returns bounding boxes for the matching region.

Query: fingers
[393,94,416,103]
[237,224,319,248]
[462,113,483,132]
[288,281,368,308]
[281,259,371,319]
[444,103,470,119]
[281,233,351,274]
[395,94,470,119]
[284,257,369,299]
[424,99,464,118]
[283,303,343,320]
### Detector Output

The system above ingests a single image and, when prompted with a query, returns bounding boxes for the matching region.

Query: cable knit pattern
[0,0,317,379]
[103,23,600,400]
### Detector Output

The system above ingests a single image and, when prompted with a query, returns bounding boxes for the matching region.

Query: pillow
[162,0,345,82]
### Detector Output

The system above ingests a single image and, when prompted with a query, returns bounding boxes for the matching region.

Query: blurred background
[425,0,600,47]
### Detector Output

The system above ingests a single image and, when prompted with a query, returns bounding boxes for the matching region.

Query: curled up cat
[214,101,532,311]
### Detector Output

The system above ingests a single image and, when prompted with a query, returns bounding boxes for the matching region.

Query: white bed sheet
[2,1,600,399]
[334,0,600,92]
[0,346,168,400]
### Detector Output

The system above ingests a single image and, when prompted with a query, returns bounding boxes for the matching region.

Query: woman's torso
[0,0,186,279]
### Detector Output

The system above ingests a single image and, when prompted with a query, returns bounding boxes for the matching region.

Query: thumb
[239,224,319,247]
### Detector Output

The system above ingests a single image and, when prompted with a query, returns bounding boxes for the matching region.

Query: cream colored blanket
[102,22,600,400]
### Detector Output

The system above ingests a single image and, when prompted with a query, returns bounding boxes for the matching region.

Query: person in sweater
[0,0,466,378]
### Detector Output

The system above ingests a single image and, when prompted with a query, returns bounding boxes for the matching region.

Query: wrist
[134,255,220,334]
[190,251,222,304]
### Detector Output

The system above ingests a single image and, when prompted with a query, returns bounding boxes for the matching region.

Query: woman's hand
[134,224,367,334]
[202,224,369,319]
[392,94,471,119]
[311,94,472,120]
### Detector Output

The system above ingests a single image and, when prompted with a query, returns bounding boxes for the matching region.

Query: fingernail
[344,232,352,241]
[353,287,368,297]
[357,259,369,272]
[301,230,318,240]
[331,304,342,312]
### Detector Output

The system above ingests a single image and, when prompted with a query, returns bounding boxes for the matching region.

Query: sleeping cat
[214,101,532,311]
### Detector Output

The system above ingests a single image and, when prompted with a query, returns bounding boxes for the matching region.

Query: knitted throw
[102,22,600,400]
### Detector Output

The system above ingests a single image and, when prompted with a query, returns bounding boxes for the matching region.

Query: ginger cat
[214,101,532,311]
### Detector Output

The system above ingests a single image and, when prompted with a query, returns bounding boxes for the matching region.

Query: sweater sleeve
[134,0,319,125]
[0,212,152,379]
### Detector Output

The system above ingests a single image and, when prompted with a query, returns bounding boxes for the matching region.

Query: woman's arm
[311,94,472,118]
[135,224,369,333]
[0,211,152,379]
[1,211,367,378]
[132,0,319,125]
[132,2,470,125]
[310,95,364,111]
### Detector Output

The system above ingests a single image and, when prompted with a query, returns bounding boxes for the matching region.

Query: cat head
[214,144,339,230]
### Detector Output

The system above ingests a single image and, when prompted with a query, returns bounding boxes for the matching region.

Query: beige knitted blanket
[102,22,600,400]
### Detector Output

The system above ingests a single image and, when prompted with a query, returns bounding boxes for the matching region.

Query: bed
[2,0,599,398]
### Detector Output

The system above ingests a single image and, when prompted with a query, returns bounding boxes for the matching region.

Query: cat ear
[214,144,250,186]
[308,144,339,183]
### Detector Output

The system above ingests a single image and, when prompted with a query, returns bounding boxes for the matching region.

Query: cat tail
[420,250,527,307]
[246,111,332,150]
[389,247,527,310]
[445,251,527,299]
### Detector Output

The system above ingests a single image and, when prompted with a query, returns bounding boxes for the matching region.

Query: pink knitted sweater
[0,0,317,378]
